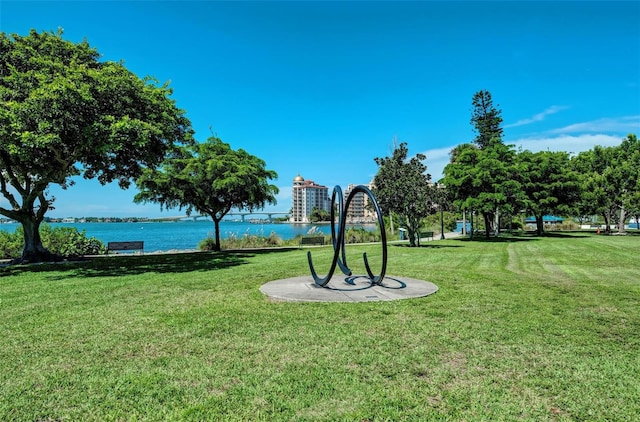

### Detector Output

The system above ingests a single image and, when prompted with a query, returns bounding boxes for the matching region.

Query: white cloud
[509,134,623,155]
[422,132,631,182]
[419,146,453,183]
[549,115,640,134]
[505,105,569,128]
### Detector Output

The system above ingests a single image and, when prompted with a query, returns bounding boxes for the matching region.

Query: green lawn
[1,233,639,421]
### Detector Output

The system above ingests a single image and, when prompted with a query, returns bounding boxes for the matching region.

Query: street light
[440,203,445,240]
[437,183,446,240]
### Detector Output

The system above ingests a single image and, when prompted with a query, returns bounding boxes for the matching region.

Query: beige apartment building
[290,176,377,223]
[290,175,330,223]
[343,183,377,223]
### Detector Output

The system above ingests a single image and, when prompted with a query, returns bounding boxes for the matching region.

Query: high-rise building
[290,175,330,223]
[344,183,377,223]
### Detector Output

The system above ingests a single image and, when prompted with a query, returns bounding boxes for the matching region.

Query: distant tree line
[373,90,639,244]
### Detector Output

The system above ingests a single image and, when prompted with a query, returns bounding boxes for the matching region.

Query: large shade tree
[372,142,435,247]
[615,134,640,234]
[134,137,279,252]
[518,150,580,235]
[570,134,638,233]
[0,30,193,262]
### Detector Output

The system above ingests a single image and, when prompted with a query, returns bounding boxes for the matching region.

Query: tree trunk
[602,211,611,234]
[470,211,474,238]
[462,210,467,236]
[406,216,418,247]
[17,216,55,263]
[536,214,544,236]
[494,207,500,237]
[212,217,222,251]
[619,206,626,234]
[483,213,492,238]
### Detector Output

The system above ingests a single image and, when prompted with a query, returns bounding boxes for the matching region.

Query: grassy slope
[1,233,639,421]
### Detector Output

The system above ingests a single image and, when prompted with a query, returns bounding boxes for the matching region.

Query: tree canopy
[471,90,504,149]
[134,137,279,251]
[0,29,193,262]
[519,150,580,235]
[443,90,522,237]
[572,134,640,233]
[372,142,435,247]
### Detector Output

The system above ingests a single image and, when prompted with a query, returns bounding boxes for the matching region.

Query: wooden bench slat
[299,236,325,247]
[107,241,144,254]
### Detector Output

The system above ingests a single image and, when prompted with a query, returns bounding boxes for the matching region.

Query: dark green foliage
[373,142,435,246]
[423,211,458,233]
[198,237,218,251]
[0,29,193,262]
[0,225,105,259]
[136,137,279,252]
[470,89,503,149]
[444,90,523,238]
[344,226,382,243]
[572,134,640,233]
[309,207,330,223]
[0,230,22,258]
[519,150,581,235]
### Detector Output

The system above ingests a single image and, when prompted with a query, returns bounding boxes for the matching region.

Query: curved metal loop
[307,186,350,286]
[307,185,387,287]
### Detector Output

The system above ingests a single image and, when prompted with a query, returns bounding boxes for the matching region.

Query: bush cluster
[200,231,285,251]
[0,224,106,259]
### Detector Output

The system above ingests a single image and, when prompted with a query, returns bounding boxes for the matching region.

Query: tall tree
[444,90,521,238]
[134,137,279,252]
[0,30,193,262]
[471,90,504,149]
[372,142,435,247]
[519,150,580,235]
[572,136,639,234]
[616,134,640,234]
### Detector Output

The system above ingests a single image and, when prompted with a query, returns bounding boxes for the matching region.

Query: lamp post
[437,183,446,240]
[440,203,445,239]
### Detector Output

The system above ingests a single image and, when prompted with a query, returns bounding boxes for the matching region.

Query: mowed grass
[1,233,639,421]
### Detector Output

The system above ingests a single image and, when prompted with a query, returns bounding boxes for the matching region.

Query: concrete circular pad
[260,275,438,303]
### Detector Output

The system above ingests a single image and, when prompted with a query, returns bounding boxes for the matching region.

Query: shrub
[344,227,381,244]
[40,225,106,257]
[0,229,23,259]
[198,237,218,251]
[0,224,105,260]
[200,231,285,251]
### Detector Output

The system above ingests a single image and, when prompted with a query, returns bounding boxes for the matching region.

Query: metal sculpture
[307,185,387,287]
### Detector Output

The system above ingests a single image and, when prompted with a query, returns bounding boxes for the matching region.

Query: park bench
[299,236,325,247]
[419,231,434,241]
[107,241,144,254]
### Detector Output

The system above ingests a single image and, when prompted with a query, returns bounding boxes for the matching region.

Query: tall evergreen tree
[444,90,520,238]
[471,90,504,149]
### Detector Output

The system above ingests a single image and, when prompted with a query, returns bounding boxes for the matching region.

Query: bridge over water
[152,211,290,222]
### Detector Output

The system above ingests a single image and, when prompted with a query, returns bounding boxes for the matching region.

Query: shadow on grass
[0,248,298,278]
[453,235,539,243]
[537,231,591,238]
[392,244,463,249]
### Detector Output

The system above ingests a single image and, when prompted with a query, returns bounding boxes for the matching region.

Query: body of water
[0,220,375,253]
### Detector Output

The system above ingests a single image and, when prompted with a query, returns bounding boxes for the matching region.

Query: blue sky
[2,1,639,218]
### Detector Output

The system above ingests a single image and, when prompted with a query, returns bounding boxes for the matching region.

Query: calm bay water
[0,220,374,253]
